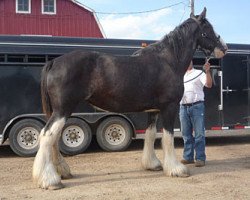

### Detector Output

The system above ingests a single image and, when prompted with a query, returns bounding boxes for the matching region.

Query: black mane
[133,18,199,61]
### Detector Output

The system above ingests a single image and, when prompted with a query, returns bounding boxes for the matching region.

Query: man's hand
[203,61,211,73]
[204,61,212,88]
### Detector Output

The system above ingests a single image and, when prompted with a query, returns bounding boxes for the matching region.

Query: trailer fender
[1,114,46,144]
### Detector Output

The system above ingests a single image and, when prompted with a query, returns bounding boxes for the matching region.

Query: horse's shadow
[189,156,250,176]
[63,155,250,188]
[64,169,163,188]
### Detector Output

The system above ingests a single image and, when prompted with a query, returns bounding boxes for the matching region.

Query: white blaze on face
[214,32,228,58]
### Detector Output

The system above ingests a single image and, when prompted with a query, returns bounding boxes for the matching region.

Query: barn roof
[70,0,106,38]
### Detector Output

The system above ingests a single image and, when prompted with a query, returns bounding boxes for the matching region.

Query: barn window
[16,0,31,13]
[42,0,56,14]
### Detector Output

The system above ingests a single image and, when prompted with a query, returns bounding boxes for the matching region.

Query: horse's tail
[41,60,54,119]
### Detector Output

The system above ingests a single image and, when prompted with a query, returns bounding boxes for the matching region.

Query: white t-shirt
[180,68,206,104]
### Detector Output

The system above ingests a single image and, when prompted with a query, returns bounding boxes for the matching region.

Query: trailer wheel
[59,118,92,156]
[96,116,133,151]
[9,119,44,157]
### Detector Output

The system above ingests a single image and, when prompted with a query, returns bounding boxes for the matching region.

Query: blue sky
[79,0,250,44]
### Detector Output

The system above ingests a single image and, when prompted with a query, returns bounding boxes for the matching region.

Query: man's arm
[203,62,212,88]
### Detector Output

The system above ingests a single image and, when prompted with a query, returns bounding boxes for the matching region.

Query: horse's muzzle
[214,46,228,58]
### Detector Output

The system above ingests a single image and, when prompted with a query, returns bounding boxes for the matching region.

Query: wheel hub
[110,128,121,139]
[18,127,39,149]
[69,131,77,140]
[62,125,85,148]
[24,134,33,142]
[105,124,125,145]
[66,129,80,142]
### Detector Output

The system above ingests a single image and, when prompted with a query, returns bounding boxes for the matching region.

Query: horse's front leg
[142,113,162,171]
[33,116,66,190]
[161,104,189,177]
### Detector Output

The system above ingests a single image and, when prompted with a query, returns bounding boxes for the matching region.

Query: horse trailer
[0,35,249,157]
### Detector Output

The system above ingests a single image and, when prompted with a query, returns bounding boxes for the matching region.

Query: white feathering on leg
[142,125,162,170]
[162,129,189,177]
[33,118,66,189]
[52,141,72,179]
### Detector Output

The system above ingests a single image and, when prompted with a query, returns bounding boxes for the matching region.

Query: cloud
[99,8,175,40]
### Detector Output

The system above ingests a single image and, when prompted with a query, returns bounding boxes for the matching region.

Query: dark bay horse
[33,8,227,189]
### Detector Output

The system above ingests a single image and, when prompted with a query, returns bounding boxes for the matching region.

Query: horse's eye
[202,33,207,37]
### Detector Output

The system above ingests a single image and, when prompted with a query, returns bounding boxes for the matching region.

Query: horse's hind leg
[33,114,66,190]
[51,138,71,179]
[142,113,162,171]
[52,139,72,180]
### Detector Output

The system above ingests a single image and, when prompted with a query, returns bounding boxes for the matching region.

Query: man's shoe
[195,160,205,167]
[181,159,194,165]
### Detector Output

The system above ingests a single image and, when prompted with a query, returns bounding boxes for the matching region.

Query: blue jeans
[179,102,206,161]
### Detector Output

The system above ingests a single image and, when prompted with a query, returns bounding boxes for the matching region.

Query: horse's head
[192,8,228,58]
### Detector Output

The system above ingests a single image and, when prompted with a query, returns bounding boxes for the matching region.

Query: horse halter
[201,32,221,44]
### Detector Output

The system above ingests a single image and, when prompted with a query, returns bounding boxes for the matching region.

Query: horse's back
[53,50,99,70]
[47,50,100,85]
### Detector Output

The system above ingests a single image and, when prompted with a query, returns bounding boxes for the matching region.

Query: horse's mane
[133,18,199,60]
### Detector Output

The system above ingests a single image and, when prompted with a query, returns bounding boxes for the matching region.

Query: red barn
[0,0,105,38]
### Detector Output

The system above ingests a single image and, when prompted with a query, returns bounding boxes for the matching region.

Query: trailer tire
[9,119,44,157]
[96,116,133,151]
[59,118,92,156]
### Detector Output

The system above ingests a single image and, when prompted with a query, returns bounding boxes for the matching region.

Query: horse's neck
[161,20,201,76]
[177,39,197,76]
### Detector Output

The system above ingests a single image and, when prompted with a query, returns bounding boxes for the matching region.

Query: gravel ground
[1,134,250,200]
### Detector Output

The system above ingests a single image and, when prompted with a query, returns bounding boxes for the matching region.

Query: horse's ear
[197,7,207,21]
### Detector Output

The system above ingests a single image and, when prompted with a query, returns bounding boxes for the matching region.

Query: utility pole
[190,0,195,15]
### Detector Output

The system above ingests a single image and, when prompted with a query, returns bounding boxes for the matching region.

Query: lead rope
[184,71,203,83]
[184,57,211,84]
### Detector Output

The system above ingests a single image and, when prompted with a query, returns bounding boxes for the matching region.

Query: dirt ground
[1,134,250,200]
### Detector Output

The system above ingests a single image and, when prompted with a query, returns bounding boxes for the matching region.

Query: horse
[33,8,227,189]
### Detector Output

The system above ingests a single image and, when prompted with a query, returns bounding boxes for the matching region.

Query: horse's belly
[88,96,155,113]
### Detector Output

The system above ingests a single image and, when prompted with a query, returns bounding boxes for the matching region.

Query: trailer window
[0,54,5,62]
[7,55,26,63]
[28,55,46,63]
[0,54,62,64]
[47,55,60,61]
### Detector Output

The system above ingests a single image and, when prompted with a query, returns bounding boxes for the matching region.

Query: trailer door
[194,58,222,129]
[221,54,250,126]
[204,66,222,129]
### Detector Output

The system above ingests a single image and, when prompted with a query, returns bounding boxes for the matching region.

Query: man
[179,60,212,167]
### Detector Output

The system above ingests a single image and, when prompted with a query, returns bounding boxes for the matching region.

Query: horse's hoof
[174,171,190,178]
[170,168,190,178]
[62,173,73,180]
[179,173,190,178]
[148,165,163,171]
[48,182,64,190]
[142,159,162,171]
[164,163,190,178]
